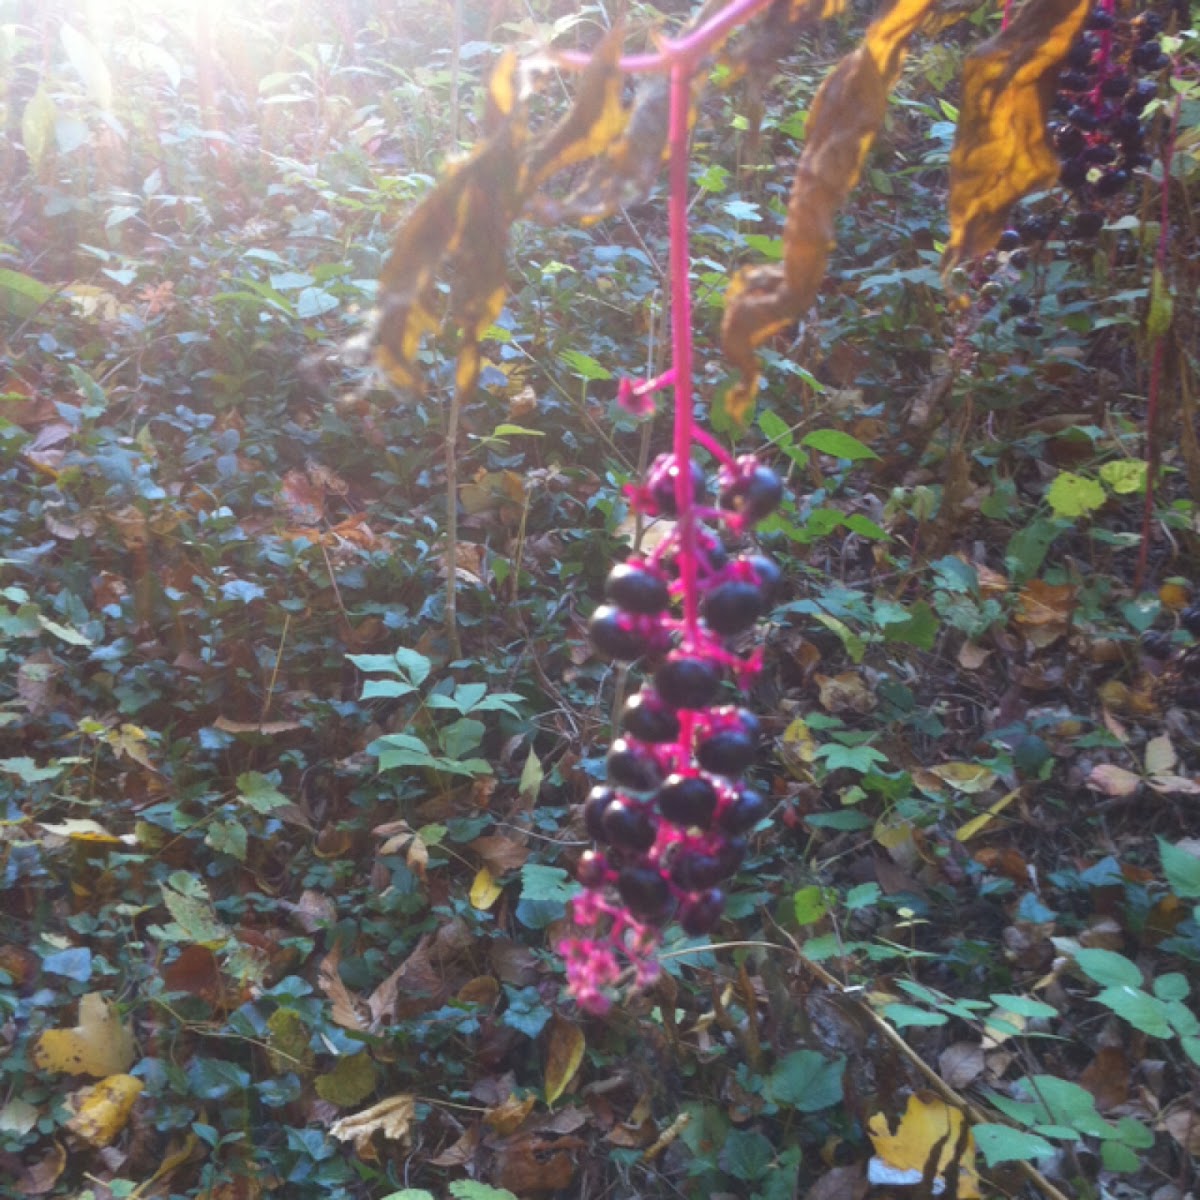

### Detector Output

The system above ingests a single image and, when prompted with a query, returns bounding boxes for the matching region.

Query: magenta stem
[558,0,776,75]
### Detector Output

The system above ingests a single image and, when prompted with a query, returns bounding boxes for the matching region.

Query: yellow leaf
[34,992,136,1077]
[1145,734,1177,776]
[328,1094,416,1156]
[930,762,997,795]
[470,866,503,911]
[316,1054,377,1108]
[955,787,1020,842]
[543,1014,585,1105]
[944,0,1090,265]
[721,0,937,418]
[868,1092,980,1198]
[66,1074,143,1147]
[36,818,123,844]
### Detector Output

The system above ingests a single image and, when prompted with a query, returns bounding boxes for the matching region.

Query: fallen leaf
[315,1053,377,1107]
[470,833,529,875]
[938,1042,985,1090]
[470,866,504,911]
[36,818,122,845]
[955,787,1020,842]
[1159,1108,1200,1156]
[867,1092,980,1198]
[931,761,997,794]
[328,1094,416,1156]
[484,1091,537,1134]
[804,1164,868,1200]
[1087,763,1141,798]
[16,1141,66,1196]
[318,947,367,1032]
[34,993,136,1077]
[1144,733,1177,776]
[815,671,877,715]
[66,1073,143,1147]
[495,1131,580,1193]
[543,1015,585,1106]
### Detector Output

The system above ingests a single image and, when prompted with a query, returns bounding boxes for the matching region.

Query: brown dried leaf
[470,833,530,875]
[494,1132,580,1194]
[328,1094,416,1156]
[1087,763,1141,798]
[945,0,1090,265]
[368,935,444,1027]
[1159,1108,1200,1156]
[318,947,367,1032]
[484,1092,537,1135]
[16,1141,66,1196]
[938,1042,985,1090]
[279,469,325,526]
[815,671,877,715]
[721,0,937,420]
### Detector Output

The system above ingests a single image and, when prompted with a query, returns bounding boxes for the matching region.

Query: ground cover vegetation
[1,0,1198,1196]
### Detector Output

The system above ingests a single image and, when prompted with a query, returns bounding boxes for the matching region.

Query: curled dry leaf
[1087,763,1142,798]
[34,992,136,1078]
[543,1015,586,1106]
[66,1073,143,1147]
[328,1094,416,1156]
[944,0,1090,265]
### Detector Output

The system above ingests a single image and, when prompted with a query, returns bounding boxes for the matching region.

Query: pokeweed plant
[360,0,1143,1011]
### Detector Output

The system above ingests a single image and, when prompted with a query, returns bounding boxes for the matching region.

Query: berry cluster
[560,447,783,1013]
[1141,601,1200,660]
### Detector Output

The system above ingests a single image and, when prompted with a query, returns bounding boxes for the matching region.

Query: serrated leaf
[236,771,290,813]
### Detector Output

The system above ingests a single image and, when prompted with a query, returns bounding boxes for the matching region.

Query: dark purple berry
[1066,40,1095,69]
[1067,104,1101,131]
[1132,11,1163,39]
[602,799,658,851]
[697,729,757,776]
[744,553,782,602]
[1132,39,1164,69]
[1015,318,1044,337]
[1083,142,1117,164]
[617,865,672,920]
[996,229,1021,252]
[1124,151,1153,170]
[718,786,770,834]
[589,605,650,661]
[720,462,784,523]
[1141,630,1174,659]
[1072,211,1104,238]
[1181,605,1200,637]
[606,737,665,793]
[1125,80,1157,113]
[605,562,670,615]
[1008,249,1030,271]
[679,888,725,935]
[648,454,706,517]
[702,580,764,636]
[1053,125,1086,157]
[1100,73,1131,98]
[654,655,722,710]
[714,835,749,879]
[670,850,724,890]
[1084,7,1114,29]
[1019,216,1052,243]
[1059,68,1093,92]
[657,774,719,828]
[1007,295,1034,317]
[1060,157,1090,188]
[1095,168,1129,196]
[621,689,681,744]
[583,786,617,841]
[1111,112,1144,141]
[576,849,609,888]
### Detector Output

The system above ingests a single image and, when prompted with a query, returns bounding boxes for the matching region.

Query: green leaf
[37,615,92,646]
[765,1050,844,1112]
[20,86,56,171]
[346,653,403,675]
[812,743,889,773]
[0,756,65,783]
[206,819,248,861]
[1100,1140,1140,1173]
[758,410,793,445]
[315,1053,377,1107]
[160,872,230,946]
[447,1182,520,1200]
[61,24,113,108]
[1006,517,1061,582]
[1074,948,1142,989]
[1146,266,1173,339]
[236,771,290,813]
[801,429,879,461]
[721,1129,774,1180]
[1153,972,1190,1002]
[883,1004,949,1028]
[1094,985,1172,1038]
[1098,459,1147,495]
[392,647,432,687]
[1159,837,1200,898]
[973,1124,1055,1167]
[559,349,612,382]
[519,864,575,904]
[1045,471,1106,519]
[0,267,55,319]
[845,882,881,910]
[879,600,938,649]
[360,678,417,700]
[488,422,544,439]
[380,1192,436,1200]
[990,994,1058,1019]
[792,885,830,926]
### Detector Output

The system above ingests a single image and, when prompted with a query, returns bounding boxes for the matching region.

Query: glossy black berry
[1067,104,1101,131]
[718,786,770,835]
[1059,68,1093,92]
[996,228,1021,252]
[576,849,609,888]
[1100,73,1131,98]
[1095,168,1129,197]
[1083,142,1118,165]
[697,729,757,777]
[601,799,658,851]
[1019,216,1052,244]
[702,580,764,636]
[654,655,722,710]
[679,888,725,935]
[606,738,665,794]
[1015,318,1044,337]
[1181,605,1200,637]
[657,774,719,828]
[648,455,706,517]
[1066,40,1095,69]
[621,689,681,744]
[1072,211,1104,239]
[1112,112,1144,142]
[583,786,618,841]
[1007,295,1033,317]
[1132,39,1164,69]
[1084,7,1114,29]
[1053,124,1086,157]
[1141,630,1174,659]
[1060,157,1089,189]
[745,553,782,602]
[1132,10,1163,39]
[605,562,670,615]
[714,835,749,879]
[670,850,724,890]
[720,464,784,523]
[1008,249,1030,271]
[1125,80,1157,113]
[589,605,650,661]
[617,865,671,920]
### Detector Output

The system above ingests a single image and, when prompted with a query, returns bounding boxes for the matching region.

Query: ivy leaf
[944,0,1090,264]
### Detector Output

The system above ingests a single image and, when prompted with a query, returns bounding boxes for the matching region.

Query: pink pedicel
[559,6,785,1014]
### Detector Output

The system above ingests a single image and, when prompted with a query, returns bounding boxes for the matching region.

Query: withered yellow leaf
[722,0,937,421]
[470,866,503,911]
[955,787,1020,842]
[34,992,136,1077]
[328,1094,416,1155]
[945,0,1090,265]
[66,1073,143,1147]
[315,1053,377,1108]
[543,1014,585,1106]
[868,1092,980,1198]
